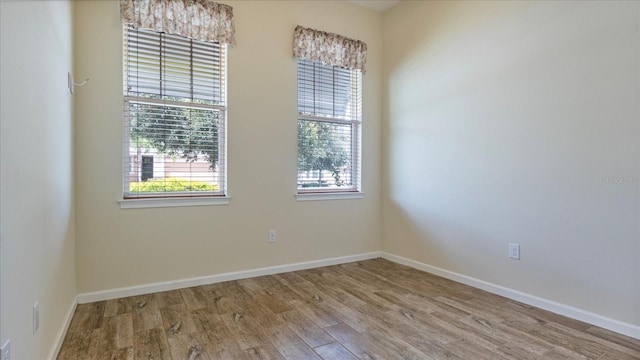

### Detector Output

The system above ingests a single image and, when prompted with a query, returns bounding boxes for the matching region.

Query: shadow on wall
[383,0,640,328]
[384,196,488,272]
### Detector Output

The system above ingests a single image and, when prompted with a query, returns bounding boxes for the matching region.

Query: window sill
[296,192,364,202]
[119,196,230,209]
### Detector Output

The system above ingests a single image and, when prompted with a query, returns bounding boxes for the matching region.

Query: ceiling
[348,0,401,13]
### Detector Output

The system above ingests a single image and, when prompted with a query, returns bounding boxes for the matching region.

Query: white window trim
[122,25,228,204]
[296,116,361,195]
[295,192,364,202]
[119,196,230,209]
[296,60,363,195]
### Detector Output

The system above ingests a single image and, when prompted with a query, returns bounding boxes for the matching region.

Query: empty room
[0,0,638,359]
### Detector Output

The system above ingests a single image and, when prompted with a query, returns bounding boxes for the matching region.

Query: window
[296,59,362,193]
[123,25,226,199]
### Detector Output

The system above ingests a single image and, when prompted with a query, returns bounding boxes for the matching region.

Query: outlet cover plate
[509,243,520,260]
[33,302,40,334]
[1,340,10,360]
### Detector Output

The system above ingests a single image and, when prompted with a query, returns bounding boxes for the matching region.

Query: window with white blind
[297,59,362,193]
[123,25,226,200]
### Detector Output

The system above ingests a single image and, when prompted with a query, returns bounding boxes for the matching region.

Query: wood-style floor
[58,259,640,360]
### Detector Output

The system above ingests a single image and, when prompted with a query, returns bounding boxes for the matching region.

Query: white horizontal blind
[123,25,226,198]
[297,59,362,192]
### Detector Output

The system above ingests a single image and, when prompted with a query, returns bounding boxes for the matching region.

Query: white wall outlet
[268,229,276,243]
[509,243,520,260]
[33,302,40,334]
[1,340,10,360]
[68,72,73,94]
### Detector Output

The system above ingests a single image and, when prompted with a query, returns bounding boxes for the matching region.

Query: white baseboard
[77,251,382,304]
[381,252,640,340]
[74,250,638,340]
[48,296,77,360]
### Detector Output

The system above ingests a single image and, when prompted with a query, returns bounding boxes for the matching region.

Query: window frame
[121,25,228,207]
[296,59,363,196]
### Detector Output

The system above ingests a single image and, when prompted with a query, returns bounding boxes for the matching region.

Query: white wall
[74,1,382,294]
[0,1,77,359]
[383,0,639,328]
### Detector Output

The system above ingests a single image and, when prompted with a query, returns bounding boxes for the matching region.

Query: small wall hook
[68,72,89,95]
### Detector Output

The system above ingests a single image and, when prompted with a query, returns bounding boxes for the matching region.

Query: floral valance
[120,0,235,45]
[293,26,367,74]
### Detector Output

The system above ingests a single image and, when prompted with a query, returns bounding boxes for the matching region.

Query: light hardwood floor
[58,259,640,359]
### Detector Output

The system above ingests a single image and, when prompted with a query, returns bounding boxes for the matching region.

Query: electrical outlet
[268,229,276,243]
[509,243,520,260]
[68,72,73,94]
[1,340,10,360]
[33,302,40,334]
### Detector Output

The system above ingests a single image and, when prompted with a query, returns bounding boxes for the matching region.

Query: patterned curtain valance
[293,26,367,74]
[120,0,235,45]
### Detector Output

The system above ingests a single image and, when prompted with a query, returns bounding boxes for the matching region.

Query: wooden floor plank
[96,315,118,353]
[324,322,408,360]
[75,301,106,315]
[529,321,608,359]
[444,338,512,360]
[131,294,163,333]
[203,281,254,315]
[166,331,211,360]
[253,289,293,314]
[95,347,133,360]
[65,311,103,336]
[156,290,185,309]
[134,328,171,360]
[585,326,640,358]
[191,307,247,359]
[220,308,269,350]
[160,306,198,335]
[456,314,554,355]
[598,349,640,360]
[266,324,322,360]
[288,299,340,328]
[58,259,640,360]
[313,342,358,360]
[273,271,307,285]
[57,328,101,360]
[245,342,285,360]
[366,328,434,360]
[279,309,334,348]
[180,286,212,311]
[115,313,134,349]
[104,297,132,317]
